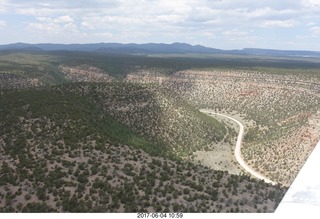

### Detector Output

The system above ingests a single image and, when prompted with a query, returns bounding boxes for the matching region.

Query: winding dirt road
[200,109,276,185]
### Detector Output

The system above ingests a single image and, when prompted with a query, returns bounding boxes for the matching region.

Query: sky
[1,0,320,50]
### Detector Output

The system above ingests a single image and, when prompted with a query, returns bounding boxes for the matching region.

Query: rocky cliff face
[59,65,111,83]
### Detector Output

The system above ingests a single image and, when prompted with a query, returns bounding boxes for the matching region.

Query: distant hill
[238,48,320,58]
[0,42,222,54]
[1,42,320,57]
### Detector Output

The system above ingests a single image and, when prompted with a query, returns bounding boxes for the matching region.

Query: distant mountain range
[1,42,320,57]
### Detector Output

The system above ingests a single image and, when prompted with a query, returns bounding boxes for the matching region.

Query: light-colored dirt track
[200,109,276,185]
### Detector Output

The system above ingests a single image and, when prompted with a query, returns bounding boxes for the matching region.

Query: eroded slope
[126,69,320,186]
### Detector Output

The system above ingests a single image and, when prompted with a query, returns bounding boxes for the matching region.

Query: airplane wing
[275,140,320,214]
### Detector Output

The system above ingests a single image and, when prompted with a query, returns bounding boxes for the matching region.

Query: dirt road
[200,109,276,185]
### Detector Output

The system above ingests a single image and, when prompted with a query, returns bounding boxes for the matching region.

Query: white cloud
[307,21,317,26]
[81,21,95,30]
[55,15,74,23]
[2,0,320,49]
[202,32,217,38]
[36,17,52,22]
[63,22,78,32]
[27,19,79,36]
[15,7,56,16]
[0,20,6,29]
[27,14,79,40]
[12,0,119,16]
[246,7,298,19]
[37,15,74,23]
[0,0,8,13]
[26,20,90,43]
[159,0,192,14]
[223,30,248,38]
[156,14,184,23]
[310,26,320,35]
[259,19,298,28]
[222,29,258,43]
[81,15,140,30]
[27,22,61,34]
[301,0,320,9]
[94,32,114,38]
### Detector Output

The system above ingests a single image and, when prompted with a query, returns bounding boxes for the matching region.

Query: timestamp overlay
[121,213,262,219]
[133,213,262,219]
[9,212,271,219]
[137,213,183,219]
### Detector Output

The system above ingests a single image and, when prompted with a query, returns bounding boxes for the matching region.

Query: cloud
[37,15,74,23]
[310,26,320,35]
[2,0,320,49]
[0,20,6,29]
[223,30,248,38]
[259,19,298,28]
[222,29,258,43]
[26,20,89,43]
[27,18,79,36]
[80,21,95,30]
[15,7,56,16]
[89,32,117,42]
[80,15,140,31]
[0,0,8,13]
[8,1,301,31]
[246,7,298,20]
[94,32,114,38]
[307,21,317,26]
[301,0,320,9]
[54,15,74,23]
[202,32,217,39]
[27,22,61,34]
[199,0,302,11]
[12,0,119,16]
[156,14,185,23]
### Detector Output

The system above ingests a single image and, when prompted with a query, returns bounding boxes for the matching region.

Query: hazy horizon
[2,42,320,53]
[1,1,320,50]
